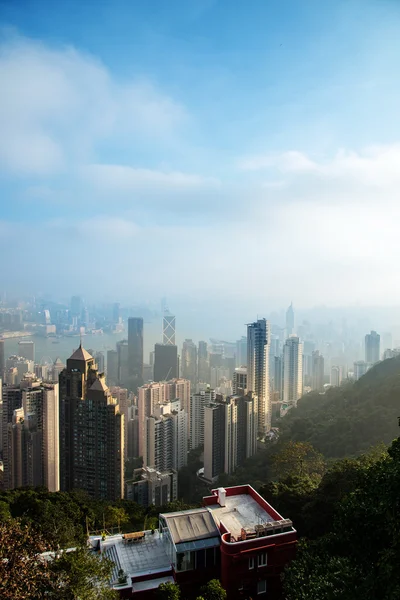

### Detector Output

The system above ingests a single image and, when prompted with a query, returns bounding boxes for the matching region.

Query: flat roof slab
[208,494,274,538]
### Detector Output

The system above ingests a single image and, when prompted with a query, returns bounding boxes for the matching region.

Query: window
[258,553,267,567]
[249,557,255,570]
[257,580,267,595]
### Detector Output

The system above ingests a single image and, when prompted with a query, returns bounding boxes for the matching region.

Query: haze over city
[2,0,400,316]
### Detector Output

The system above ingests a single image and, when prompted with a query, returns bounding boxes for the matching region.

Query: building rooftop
[89,377,109,392]
[160,508,220,545]
[93,530,171,580]
[208,493,276,538]
[69,344,93,362]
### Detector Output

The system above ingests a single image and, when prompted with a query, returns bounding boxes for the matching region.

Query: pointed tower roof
[54,357,64,365]
[89,377,109,393]
[69,344,93,362]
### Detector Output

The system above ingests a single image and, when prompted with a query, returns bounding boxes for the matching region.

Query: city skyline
[2,1,400,307]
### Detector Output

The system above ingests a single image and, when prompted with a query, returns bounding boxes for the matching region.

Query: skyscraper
[365,330,380,364]
[162,311,176,346]
[112,302,120,324]
[235,336,247,367]
[283,336,303,407]
[0,338,4,378]
[143,398,187,471]
[128,317,144,389]
[59,345,124,500]
[311,351,324,392]
[153,344,178,381]
[197,341,210,383]
[286,302,295,336]
[330,365,343,387]
[116,340,129,386]
[189,388,216,450]
[182,339,197,384]
[247,318,271,436]
[106,349,118,386]
[2,377,59,491]
[203,393,257,482]
[233,367,247,395]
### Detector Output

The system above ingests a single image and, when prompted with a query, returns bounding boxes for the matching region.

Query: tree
[270,441,325,482]
[0,519,56,599]
[200,579,227,600]
[157,581,181,600]
[283,436,400,600]
[49,546,118,599]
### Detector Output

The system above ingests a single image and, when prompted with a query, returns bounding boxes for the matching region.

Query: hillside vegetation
[278,355,400,458]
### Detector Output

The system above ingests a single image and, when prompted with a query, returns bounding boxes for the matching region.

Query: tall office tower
[128,317,144,389]
[283,336,303,407]
[197,341,210,383]
[203,403,225,482]
[59,345,124,500]
[247,318,271,436]
[0,378,2,458]
[2,378,59,491]
[233,367,247,395]
[111,386,130,459]
[112,302,120,324]
[6,356,34,385]
[354,360,369,381]
[273,356,283,399]
[203,393,258,482]
[18,340,35,362]
[189,388,216,450]
[365,330,380,364]
[235,336,247,367]
[143,399,188,471]
[51,358,64,381]
[137,382,166,457]
[94,351,105,373]
[286,302,295,336]
[182,339,197,384]
[70,296,83,318]
[381,332,392,356]
[162,311,176,346]
[116,340,129,386]
[330,365,343,387]
[311,351,324,392]
[2,386,22,480]
[154,344,178,381]
[106,349,118,386]
[0,338,4,377]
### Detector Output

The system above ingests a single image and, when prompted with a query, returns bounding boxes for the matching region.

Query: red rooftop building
[91,484,297,599]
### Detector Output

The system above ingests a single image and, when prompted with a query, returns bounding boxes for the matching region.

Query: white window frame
[248,557,255,570]
[258,552,267,567]
[257,580,267,595]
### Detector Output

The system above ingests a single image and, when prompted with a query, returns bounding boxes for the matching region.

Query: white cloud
[0,33,187,175]
[84,164,219,193]
[240,144,400,187]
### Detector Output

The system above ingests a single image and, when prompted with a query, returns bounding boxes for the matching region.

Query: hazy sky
[1,0,400,313]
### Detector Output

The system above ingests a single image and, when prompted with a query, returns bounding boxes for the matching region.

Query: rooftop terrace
[208,493,276,539]
[91,530,171,580]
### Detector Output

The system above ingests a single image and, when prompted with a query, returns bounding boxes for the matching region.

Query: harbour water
[3,320,161,367]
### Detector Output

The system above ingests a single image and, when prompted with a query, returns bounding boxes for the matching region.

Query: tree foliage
[157,581,181,600]
[283,436,400,599]
[0,519,117,600]
[279,356,400,459]
[200,579,227,600]
[0,520,56,599]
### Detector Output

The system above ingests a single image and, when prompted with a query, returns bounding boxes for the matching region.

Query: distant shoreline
[0,331,33,339]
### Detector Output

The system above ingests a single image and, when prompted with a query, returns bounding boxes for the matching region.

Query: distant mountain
[279,356,400,458]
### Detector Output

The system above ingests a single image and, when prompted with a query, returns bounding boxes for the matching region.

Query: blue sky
[1,0,400,316]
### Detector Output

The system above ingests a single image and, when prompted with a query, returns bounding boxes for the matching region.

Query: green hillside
[279,356,400,458]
